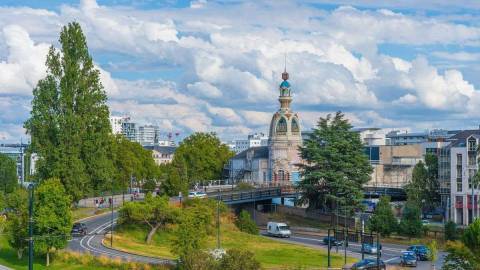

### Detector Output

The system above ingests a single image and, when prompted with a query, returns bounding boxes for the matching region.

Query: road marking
[384,256,399,263]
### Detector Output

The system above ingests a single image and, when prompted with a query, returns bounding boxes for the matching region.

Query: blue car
[407,245,430,261]
[400,251,418,267]
[361,243,382,255]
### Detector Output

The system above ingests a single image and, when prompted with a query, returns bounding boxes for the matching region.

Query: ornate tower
[268,69,302,184]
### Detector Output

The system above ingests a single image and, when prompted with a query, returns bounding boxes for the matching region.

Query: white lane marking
[384,256,399,263]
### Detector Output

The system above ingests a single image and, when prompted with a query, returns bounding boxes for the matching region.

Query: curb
[100,237,175,265]
[75,210,116,223]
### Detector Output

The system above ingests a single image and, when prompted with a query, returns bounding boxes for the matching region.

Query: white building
[447,131,480,226]
[228,133,268,153]
[109,115,129,134]
[138,125,157,146]
[144,145,176,165]
[353,128,395,146]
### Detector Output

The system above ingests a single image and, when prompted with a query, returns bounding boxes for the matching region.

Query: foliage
[297,112,372,210]
[5,188,29,259]
[159,165,188,197]
[171,132,234,185]
[461,218,480,255]
[367,196,397,237]
[177,250,218,270]
[406,154,440,210]
[0,153,18,193]
[427,240,438,261]
[34,178,72,266]
[112,135,159,193]
[445,221,458,241]
[218,248,261,270]
[171,212,207,260]
[119,194,178,244]
[236,182,255,191]
[235,210,258,235]
[443,241,479,270]
[398,202,423,238]
[24,22,114,202]
[142,178,157,193]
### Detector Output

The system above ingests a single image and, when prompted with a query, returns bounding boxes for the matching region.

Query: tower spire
[282,53,289,81]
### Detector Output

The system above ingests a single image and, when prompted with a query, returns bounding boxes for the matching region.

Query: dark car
[71,223,87,236]
[351,259,386,270]
[361,243,382,255]
[322,236,343,246]
[407,245,430,261]
[400,251,418,267]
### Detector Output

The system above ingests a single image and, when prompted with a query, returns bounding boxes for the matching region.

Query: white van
[267,222,291,238]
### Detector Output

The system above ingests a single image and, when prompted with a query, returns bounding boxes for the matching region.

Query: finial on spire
[282,53,289,81]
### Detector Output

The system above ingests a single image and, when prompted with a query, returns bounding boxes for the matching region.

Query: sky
[1,0,480,143]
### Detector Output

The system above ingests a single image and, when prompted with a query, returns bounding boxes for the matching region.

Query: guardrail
[208,187,283,203]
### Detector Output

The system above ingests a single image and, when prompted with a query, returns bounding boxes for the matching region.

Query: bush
[219,249,261,270]
[236,182,255,191]
[398,202,423,238]
[445,221,458,241]
[235,210,258,235]
[367,196,397,237]
[177,250,218,270]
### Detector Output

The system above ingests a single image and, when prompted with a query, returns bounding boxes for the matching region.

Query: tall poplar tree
[298,112,372,210]
[24,22,113,201]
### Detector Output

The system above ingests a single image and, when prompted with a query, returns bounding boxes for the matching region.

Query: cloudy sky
[1,0,480,142]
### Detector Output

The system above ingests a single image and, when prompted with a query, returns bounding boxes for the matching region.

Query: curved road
[67,212,173,265]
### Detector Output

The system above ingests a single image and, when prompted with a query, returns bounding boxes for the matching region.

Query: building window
[457,154,462,166]
[291,118,300,133]
[457,177,463,192]
[276,118,287,134]
[278,170,285,181]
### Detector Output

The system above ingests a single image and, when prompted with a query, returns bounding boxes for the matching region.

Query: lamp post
[28,183,34,270]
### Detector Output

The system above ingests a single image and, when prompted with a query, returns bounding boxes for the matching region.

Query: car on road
[267,222,291,238]
[187,191,207,199]
[400,251,418,267]
[407,245,430,261]
[322,236,343,246]
[421,219,430,225]
[351,258,386,270]
[361,243,382,255]
[71,223,87,236]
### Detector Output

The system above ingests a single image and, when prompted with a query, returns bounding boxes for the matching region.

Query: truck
[267,222,291,238]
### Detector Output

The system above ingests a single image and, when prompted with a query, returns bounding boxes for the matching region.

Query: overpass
[205,185,406,205]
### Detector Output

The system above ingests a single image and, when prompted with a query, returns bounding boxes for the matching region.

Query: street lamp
[28,183,35,270]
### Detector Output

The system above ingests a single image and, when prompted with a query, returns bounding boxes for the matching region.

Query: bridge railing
[208,187,282,202]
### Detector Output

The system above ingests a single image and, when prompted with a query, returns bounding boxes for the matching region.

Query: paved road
[263,231,446,269]
[67,211,173,266]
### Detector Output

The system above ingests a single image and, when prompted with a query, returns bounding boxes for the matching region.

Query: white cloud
[432,51,480,62]
[186,81,222,99]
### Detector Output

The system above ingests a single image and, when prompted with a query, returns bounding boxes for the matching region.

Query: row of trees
[0,153,17,193]
[1,179,72,265]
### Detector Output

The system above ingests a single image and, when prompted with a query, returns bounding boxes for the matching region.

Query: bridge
[203,185,406,205]
[207,186,298,205]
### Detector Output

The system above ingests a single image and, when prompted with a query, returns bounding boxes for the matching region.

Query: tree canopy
[34,178,72,266]
[297,112,372,209]
[5,188,29,259]
[368,196,397,237]
[444,219,480,269]
[24,22,113,202]
[0,153,18,193]
[406,154,440,210]
[398,201,423,238]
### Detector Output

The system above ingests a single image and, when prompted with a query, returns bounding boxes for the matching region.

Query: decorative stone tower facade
[268,69,302,184]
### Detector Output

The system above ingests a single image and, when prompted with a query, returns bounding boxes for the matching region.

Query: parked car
[351,259,386,270]
[407,245,430,261]
[400,251,418,267]
[322,236,343,246]
[71,223,87,236]
[267,222,291,238]
[421,219,430,225]
[187,191,207,199]
[361,243,382,255]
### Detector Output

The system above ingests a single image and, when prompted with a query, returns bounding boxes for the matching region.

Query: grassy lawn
[112,220,355,269]
[72,207,113,221]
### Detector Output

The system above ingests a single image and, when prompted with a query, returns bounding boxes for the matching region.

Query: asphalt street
[67,211,173,265]
[262,231,447,269]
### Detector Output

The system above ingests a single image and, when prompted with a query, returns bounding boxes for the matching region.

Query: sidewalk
[0,264,12,270]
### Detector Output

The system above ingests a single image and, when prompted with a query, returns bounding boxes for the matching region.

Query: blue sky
[1,0,480,142]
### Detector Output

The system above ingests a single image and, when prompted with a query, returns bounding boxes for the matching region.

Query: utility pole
[376,232,380,270]
[344,204,347,266]
[217,187,221,249]
[28,183,34,270]
[327,228,331,268]
[110,184,114,247]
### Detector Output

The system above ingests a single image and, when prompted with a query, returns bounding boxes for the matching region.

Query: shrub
[445,221,457,241]
[235,210,258,235]
[218,249,261,270]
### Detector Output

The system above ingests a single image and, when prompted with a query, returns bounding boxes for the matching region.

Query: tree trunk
[46,250,50,266]
[17,249,23,259]
[146,223,161,244]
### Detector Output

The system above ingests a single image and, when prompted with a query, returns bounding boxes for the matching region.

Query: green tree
[425,153,440,207]
[171,212,207,261]
[443,241,478,270]
[367,196,397,237]
[119,194,178,244]
[298,112,372,210]
[160,165,188,197]
[24,22,113,202]
[235,210,258,235]
[143,178,157,193]
[0,153,18,193]
[445,221,458,241]
[34,178,72,266]
[406,161,428,205]
[5,188,28,259]
[462,218,480,255]
[179,250,218,270]
[398,202,423,238]
[218,249,261,270]
[172,132,234,186]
